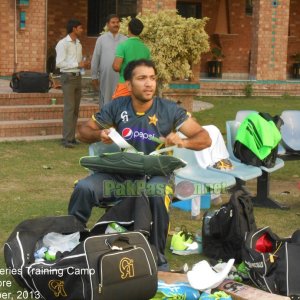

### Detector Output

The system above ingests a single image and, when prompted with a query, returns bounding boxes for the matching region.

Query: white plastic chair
[235,110,257,122]
[226,120,287,209]
[280,110,300,152]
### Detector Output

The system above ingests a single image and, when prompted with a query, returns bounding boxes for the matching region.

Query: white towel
[194,125,229,169]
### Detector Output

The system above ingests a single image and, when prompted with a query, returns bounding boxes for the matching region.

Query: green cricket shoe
[170,225,197,254]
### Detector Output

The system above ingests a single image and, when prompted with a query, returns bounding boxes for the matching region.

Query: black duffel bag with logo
[10,71,52,93]
[4,215,157,300]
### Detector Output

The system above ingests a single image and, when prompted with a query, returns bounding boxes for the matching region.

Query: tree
[119,10,210,91]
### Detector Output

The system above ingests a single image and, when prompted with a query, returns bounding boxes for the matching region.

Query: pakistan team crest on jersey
[148,114,158,126]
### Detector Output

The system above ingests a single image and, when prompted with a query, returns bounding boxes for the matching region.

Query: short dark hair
[124,59,157,81]
[66,19,82,34]
[106,14,120,23]
[128,18,144,36]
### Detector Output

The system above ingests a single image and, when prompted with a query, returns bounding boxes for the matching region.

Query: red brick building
[1,0,299,94]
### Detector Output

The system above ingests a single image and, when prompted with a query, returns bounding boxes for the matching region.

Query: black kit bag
[243,227,283,277]
[84,233,157,300]
[243,227,300,297]
[10,71,52,93]
[4,215,157,300]
[202,189,256,263]
[234,112,283,168]
[4,216,87,297]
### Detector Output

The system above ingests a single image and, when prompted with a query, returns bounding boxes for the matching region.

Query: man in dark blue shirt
[68,59,211,270]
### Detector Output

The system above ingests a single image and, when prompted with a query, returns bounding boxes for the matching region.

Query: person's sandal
[212,159,233,170]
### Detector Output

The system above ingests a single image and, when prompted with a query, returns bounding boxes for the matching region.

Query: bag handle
[105,235,131,250]
[10,72,19,91]
[48,79,53,90]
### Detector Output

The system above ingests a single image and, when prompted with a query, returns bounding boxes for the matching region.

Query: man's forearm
[182,130,212,151]
[77,125,101,144]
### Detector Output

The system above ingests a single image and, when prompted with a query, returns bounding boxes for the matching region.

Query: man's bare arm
[165,117,212,150]
[77,119,112,144]
[112,57,123,72]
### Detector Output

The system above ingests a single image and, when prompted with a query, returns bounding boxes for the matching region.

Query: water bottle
[34,246,48,259]
[105,222,127,234]
[191,196,201,219]
[80,56,86,75]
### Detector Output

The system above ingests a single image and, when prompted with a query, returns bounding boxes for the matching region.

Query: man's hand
[100,129,113,144]
[92,79,99,91]
[164,132,185,148]
[79,59,90,69]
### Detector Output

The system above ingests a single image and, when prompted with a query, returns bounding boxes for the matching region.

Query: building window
[176,0,202,19]
[245,0,253,15]
[88,0,137,36]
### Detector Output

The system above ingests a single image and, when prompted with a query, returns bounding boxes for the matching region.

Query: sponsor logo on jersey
[122,128,133,140]
[121,111,129,123]
[122,127,156,141]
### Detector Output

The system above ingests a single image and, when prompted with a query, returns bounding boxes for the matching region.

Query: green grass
[194,95,300,133]
[1,96,300,295]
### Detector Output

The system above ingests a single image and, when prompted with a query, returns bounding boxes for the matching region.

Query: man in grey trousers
[91,14,127,108]
[56,19,90,148]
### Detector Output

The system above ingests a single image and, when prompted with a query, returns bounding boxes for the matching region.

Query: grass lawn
[0,96,300,296]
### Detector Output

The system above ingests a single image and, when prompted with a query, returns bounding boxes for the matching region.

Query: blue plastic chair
[173,147,236,190]
[226,120,287,209]
[173,147,237,217]
[88,142,120,157]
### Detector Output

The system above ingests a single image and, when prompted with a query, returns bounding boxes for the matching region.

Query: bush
[244,83,253,97]
[119,11,210,89]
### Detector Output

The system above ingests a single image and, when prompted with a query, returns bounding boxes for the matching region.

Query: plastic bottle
[105,222,127,234]
[34,246,48,259]
[80,56,86,75]
[191,196,201,219]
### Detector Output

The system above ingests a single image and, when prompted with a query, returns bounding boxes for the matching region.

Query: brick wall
[138,0,176,12]
[201,0,253,77]
[0,1,15,76]
[0,0,299,81]
[199,80,300,96]
[0,0,47,75]
[250,0,290,80]
[47,0,96,60]
[287,0,300,78]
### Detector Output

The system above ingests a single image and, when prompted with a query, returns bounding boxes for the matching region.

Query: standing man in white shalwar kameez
[91,14,127,108]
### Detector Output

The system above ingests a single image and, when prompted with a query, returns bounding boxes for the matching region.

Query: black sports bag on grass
[4,215,157,300]
[202,189,256,263]
[243,227,300,297]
